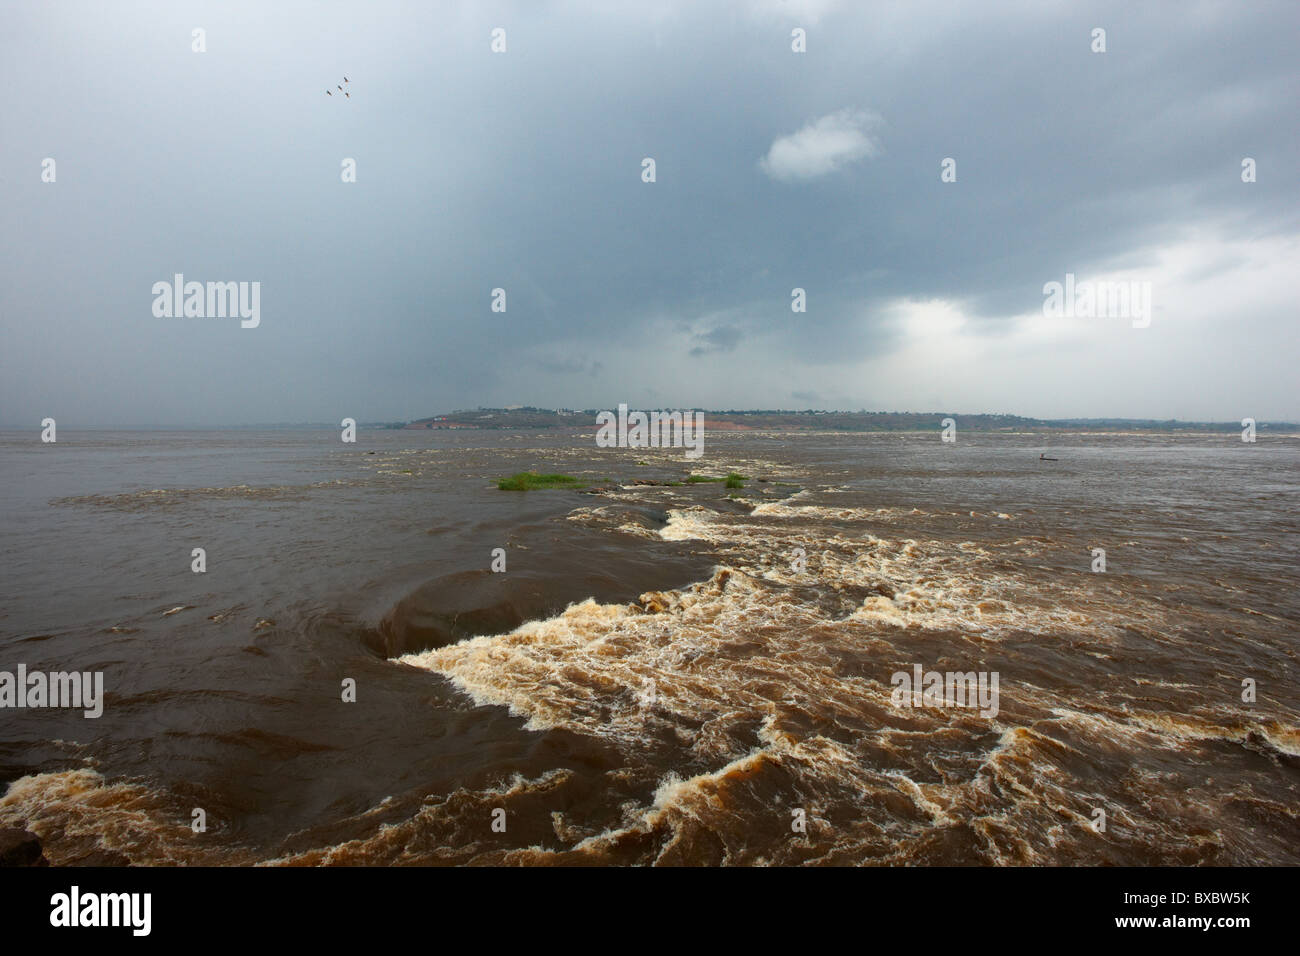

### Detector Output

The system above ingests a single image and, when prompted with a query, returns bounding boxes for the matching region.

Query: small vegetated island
[496,473,587,491]
[495,471,753,492]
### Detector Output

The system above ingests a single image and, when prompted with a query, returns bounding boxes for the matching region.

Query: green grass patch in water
[497,472,586,491]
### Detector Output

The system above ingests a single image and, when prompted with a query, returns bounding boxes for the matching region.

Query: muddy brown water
[1,428,1296,864]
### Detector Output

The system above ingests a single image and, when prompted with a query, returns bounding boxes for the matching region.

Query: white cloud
[759,108,881,181]
[837,231,1300,419]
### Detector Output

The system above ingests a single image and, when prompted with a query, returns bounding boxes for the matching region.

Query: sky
[1,0,1297,426]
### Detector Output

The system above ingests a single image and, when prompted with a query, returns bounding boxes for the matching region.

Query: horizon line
[4,411,1298,430]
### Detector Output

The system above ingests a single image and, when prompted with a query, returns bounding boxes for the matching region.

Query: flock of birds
[326,76,350,98]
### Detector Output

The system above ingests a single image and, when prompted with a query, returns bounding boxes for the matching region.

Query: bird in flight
[344,92,350,98]
[344,76,349,83]
[325,90,332,95]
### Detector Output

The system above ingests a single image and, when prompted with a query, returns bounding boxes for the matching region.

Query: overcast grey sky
[2,0,1297,425]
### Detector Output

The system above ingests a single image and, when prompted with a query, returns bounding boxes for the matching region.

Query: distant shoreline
[396,408,1297,434]
[3,409,1296,434]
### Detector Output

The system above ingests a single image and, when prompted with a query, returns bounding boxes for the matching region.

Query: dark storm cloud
[1,0,1296,424]
[535,353,604,377]
[689,324,744,356]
